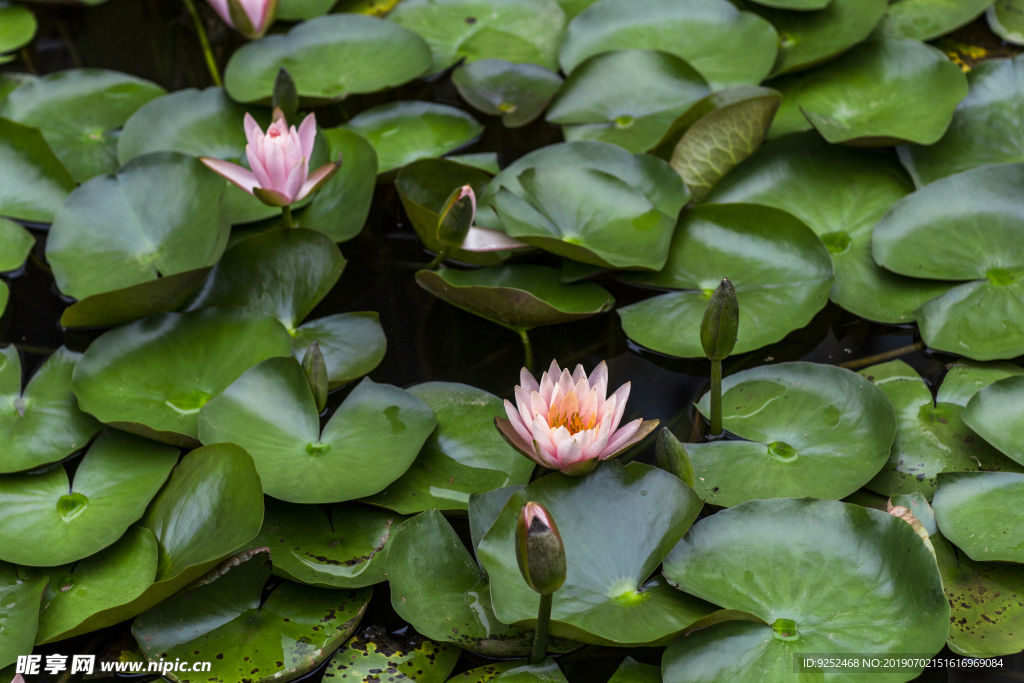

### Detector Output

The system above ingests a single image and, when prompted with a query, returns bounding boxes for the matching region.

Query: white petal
[603,418,643,457]
[460,227,531,252]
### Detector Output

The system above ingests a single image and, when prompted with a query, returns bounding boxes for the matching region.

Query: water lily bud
[700,278,739,361]
[516,502,566,595]
[213,0,277,39]
[654,427,695,487]
[437,185,476,247]
[301,341,328,413]
[273,68,299,122]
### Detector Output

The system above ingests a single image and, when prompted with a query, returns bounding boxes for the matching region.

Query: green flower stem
[710,359,723,436]
[182,0,223,87]
[530,592,553,665]
[519,328,534,373]
[839,341,925,371]
[282,204,294,228]
[426,246,450,270]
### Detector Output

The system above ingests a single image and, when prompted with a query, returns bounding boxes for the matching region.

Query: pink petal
[555,436,583,465]
[514,386,535,429]
[519,367,539,394]
[200,156,258,195]
[264,138,288,194]
[608,382,631,432]
[603,418,643,457]
[246,143,273,189]
[206,0,232,25]
[572,364,587,385]
[296,162,336,201]
[530,390,548,422]
[581,430,610,460]
[298,113,317,160]
[283,158,306,203]
[460,227,531,252]
[504,400,534,446]
[557,368,574,395]
[243,113,263,148]
[589,361,608,392]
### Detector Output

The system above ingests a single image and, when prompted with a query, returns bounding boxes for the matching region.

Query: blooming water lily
[206,0,277,39]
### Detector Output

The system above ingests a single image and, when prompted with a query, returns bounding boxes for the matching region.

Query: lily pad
[859,360,1024,501]
[0,428,178,567]
[133,551,371,683]
[290,313,387,389]
[0,69,165,182]
[453,60,563,128]
[898,55,1024,188]
[768,38,968,145]
[548,49,711,154]
[0,282,7,317]
[0,116,76,223]
[558,0,779,89]
[661,498,949,682]
[988,1,1024,44]
[0,562,46,669]
[872,0,992,41]
[872,163,1024,360]
[324,627,460,683]
[387,0,567,73]
[71,307,294,446]
[705,132,950,323]
[253,498,406,588]
[447,152,501,173]
[58,268,213,329]
[0,3,36,60]
[415,265,615,332]
[609,658,661,683]
[448,661,533,683]
[296,127,377,242]
[681,362,896,506]
[963,375,1024,466]
[0,345,102,474]
[618,203,833,358]
[341,101,484,175]
[364,382,534,513]
[933,472,1024,563]
[750,0,829,8]
[224,14,432,103]
[198,357,436,504]
[478,462,715,646]
[46,151,227,305]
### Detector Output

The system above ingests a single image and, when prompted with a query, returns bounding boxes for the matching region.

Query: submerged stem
[531,592,552,665]
[710,359,723,436]
[281,204,294,228]
[182,0,223,87]
[839,341,925,371]
[519,328,534,373]
[426,246,450,270]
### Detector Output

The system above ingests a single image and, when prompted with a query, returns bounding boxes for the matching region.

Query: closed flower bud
[437,185,476,247]
[515,502,566,595]
[700,278,739,361]
[301,341,328,413]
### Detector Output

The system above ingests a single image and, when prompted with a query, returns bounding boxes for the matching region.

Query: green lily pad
[47,151,227,304]
[446,152,500,174]
[933,472,1024,563]
[609,658,661,683]
[548,49,711,154]
[364,382,534,513]
[387,0,567,73]
[0,428,178,567]
[0,72,34,100]
[490,166,677,270]
[872,163,1024,360]
[253,498,406,588]
[341,101,484,175]
[963,375,1024,466]
[0,282,7,317]
[453,60,563,129]
[133,551,371,683]
[988,1,1024,44]
[0,345,102,474]
[898,55,1024,188]
[277,0,335,20]
[71,307,294,446]
[872,0,992,40]
[198,357,436,503]
[618,203,833,358]
[324,627,460,683]
[934,532,1024,657]
[705,132,950,323]
[478,462,715,646]
[387,509,561,656]
[58,268,213,329]
[290,312,387,389]
[768,38,968,145]
[224,14,432,103]
[0,562,46,669]
[447,661,532,683]
[296,127,377,242]
[0,3,36,58]
[558,0,778,89]
[415,265,615,332]
[468,485,524,561]
[682,361,896,506]
[750,0,829,8]
[0,116,76,223]
[0,69,164,182]
[662,498,949,682]
[859,360,1024,501]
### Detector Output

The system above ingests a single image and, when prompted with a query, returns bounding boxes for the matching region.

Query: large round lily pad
[0,346,102,474]
[872,163,1024,360]
[478,462,715,646]
[933,472,1024,563]
[0,116,76,223]
[548,49,711,154]
[705,132,950,323]
[0,562,46,669]
[662,498,949,682]
[0,428,178,567]
[341,101,483,175]
[416,266,615,332]
[198,357,436,503]
[453,60,563,128]
[323,626,460,683]
[0,219,32,272]
[682,362,896,506]
[387,0,567,73]
[0,69,164,182]
[0,3,36,62]
[558,0,778,89]
[618,203,833,358]
[963,375,1024,466]
[872,0,992,41]
[768,38,968,145]
[133,551,371,683]
[988,1,1024,44]
[71,307,294,446]
[296,127,377,242]
[898,55,1024,188]
[224,14,432,103]
[365,383,533,513]
[253,498,406,588]
[860,360,1024,500]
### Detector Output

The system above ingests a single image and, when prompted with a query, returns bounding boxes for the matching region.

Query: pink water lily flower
[207,0,277,38]
[495,360,659,476]
[201,109,339,208]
